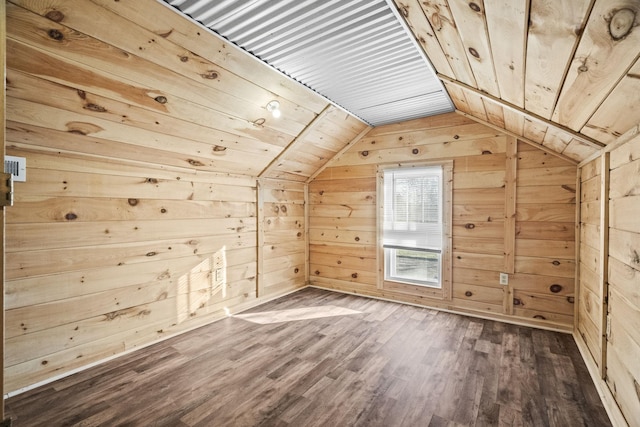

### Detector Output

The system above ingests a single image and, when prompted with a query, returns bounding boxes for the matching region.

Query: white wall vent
[5,156,27,182]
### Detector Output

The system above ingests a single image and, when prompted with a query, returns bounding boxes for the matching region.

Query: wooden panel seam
[1,0,6,420]
[504,136,517,315]
[256,179,265,297]
[306,125,373,183]
[599,152,610,379]
[578,123,640,168]
[259,104,332,179]
[574,168,583,336]
[440,75,605,149]
[455,111,579,165]
[304,183,310,286]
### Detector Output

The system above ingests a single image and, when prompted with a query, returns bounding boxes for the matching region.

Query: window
[378,162,452,298]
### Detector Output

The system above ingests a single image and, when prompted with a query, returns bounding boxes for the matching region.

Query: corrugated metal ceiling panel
[165,0,453,126]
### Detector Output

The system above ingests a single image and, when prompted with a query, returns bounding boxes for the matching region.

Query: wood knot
[549,284,563,293]
[253,118,266,127]
[469,2,481,12]
[567,296,575,304]
[179,56,188,62]
[160,208,167,213]
[465,223,475,229]
[354,236,360,241]
[213,145,227,152]
[281,205,287,213]
[400,5,409,17]
[41,360,48,366]
[552,260,561,266]
[533,315,546,320]
[351,273,358,279]
[294,268,299,274]
[465,291,473,297]
[146,178,159,184]
[128,198,139,206]
[412,148,419,155]
[578,64,588,73]
[48,29,64,41]
[146,252,157,257]
[468,47,480,58]
[513,298,522,306]
[361,151,369,157]
[65,212,78,221]
[187,159,205,166]
[482,150,492,155]
[453,135,459,139]
[84,103,107,113]
[45,10,65,22]
[609,8,636,41]
[296,232,302,237]
[200,70,219,80]
[154,95,168,104]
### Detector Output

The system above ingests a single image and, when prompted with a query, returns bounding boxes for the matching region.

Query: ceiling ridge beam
[438,74,606,150]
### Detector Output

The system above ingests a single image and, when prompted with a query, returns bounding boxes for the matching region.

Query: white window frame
[377,161,452,300]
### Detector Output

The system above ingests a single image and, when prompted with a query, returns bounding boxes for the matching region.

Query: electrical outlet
[499,273,509,285]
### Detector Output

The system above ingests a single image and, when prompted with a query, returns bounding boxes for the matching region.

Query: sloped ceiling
[165,0,455,126]
[6,0,369,183]
[165,0,640,163]
[395,0,640,160]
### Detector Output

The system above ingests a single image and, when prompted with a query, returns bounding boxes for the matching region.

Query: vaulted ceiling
[165,0,640,163]
[166,0,455,126]
[396,0,640,160]
[7,0,639,182]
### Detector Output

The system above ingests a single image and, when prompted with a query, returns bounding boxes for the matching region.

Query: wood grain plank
[552,0,640,131]
[581,58,640,144]
[446,0,500,97]
[417,0,478,87]
[393,0,455,77]
[484,0,527,107]
[524,0,593,119]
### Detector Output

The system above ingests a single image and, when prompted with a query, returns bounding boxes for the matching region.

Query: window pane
[383,167,442,252]
[385,248,441,287]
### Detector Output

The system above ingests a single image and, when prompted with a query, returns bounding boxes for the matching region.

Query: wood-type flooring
[5,288,612,426]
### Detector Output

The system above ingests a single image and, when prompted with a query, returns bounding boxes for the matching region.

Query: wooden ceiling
[7,0,638,176]
[6,0,369,183]
[395,0,640,161]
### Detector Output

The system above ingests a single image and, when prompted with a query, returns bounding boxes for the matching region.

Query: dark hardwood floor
[6,288,611,426]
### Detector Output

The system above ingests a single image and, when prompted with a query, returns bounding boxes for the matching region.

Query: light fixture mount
[266,100,281,118]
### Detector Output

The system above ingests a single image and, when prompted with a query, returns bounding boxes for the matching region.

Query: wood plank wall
[605,132,640,424]
[577,157,604,369]
[260,179,307,296]
[3,1,324,393]
[574,127,640,427]
[309,113,577,330]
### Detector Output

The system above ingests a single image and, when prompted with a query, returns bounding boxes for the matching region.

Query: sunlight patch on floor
[234,305,362,324]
